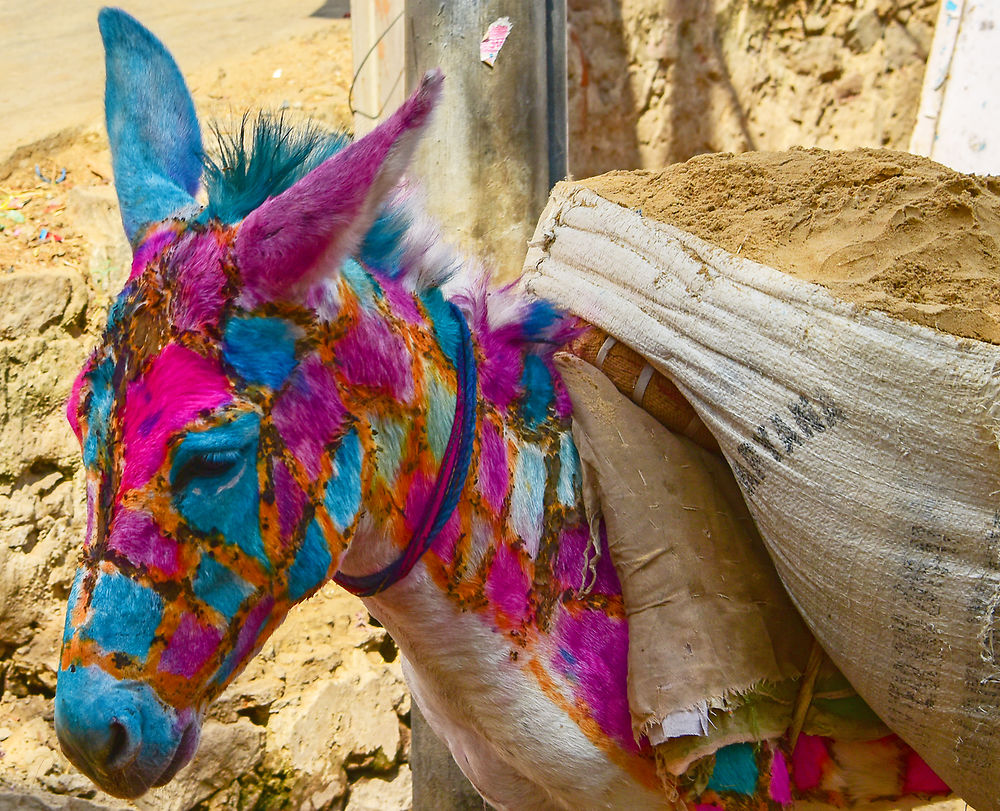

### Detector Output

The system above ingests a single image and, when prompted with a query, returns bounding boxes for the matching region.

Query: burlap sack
[524,153,1000,811]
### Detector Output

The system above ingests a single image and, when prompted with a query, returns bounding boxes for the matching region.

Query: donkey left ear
[99,8,203,246]
[235,70,444,303]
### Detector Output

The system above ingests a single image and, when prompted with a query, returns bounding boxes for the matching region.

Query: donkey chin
[54,664,201,798]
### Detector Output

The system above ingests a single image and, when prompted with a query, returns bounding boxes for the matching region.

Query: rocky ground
[0,0,968,809]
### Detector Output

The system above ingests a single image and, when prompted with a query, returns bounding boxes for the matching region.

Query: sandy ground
[0,1,354,288]
[0,0,349,162]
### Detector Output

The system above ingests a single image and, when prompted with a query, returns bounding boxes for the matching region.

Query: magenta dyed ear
[234,70,443,302]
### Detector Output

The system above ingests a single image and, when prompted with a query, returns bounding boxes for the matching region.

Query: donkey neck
[351,287,652,798]
[337,267,617,679]
[334,268,595,615]
[333,278,475,597]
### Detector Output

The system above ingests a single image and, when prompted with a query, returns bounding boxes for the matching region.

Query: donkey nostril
[56,665,177,797]
[105,720,136,770]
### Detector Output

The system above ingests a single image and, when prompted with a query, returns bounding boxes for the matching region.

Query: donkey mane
[202,113,348,224]
[202,113,409,278]
[200,112,578,406]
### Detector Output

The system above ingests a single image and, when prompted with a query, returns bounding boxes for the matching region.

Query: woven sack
[524,150,1000,811]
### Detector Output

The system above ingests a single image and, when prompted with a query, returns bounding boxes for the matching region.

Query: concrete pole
[407,0,567,279]
[404,3,567,809]
[410,704,486,810]
[350,0,406,137]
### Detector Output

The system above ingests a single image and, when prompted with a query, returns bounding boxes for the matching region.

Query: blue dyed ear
[99,7,203,244]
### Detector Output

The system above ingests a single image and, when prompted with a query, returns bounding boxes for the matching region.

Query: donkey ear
[99,8,203,245]
[235,70,444,303]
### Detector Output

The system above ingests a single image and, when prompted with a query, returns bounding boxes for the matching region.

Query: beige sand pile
[583,149,1000,345]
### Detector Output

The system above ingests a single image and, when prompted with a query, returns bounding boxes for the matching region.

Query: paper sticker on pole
[480,17,512,68]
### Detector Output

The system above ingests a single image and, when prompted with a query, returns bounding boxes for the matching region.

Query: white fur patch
[366,567,668,811]
[509,441,546,558]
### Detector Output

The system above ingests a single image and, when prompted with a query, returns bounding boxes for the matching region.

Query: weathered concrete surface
[410,705,484,811]
[567,0,940,176]
[408,1,564,278]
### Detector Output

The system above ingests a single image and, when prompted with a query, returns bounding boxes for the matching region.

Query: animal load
[553,348,896,774]
[523,149,1000,811]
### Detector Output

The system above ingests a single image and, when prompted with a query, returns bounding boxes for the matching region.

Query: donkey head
[54,8,442,798]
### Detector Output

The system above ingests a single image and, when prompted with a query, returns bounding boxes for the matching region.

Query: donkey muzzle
[54,664,200,798]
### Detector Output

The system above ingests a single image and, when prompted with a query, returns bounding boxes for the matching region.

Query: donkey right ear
[99,8,203,246]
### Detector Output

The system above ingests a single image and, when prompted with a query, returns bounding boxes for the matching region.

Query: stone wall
[568,0,939,176]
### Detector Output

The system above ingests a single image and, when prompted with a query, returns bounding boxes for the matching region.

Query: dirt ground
[0,0,977,809]
[0,1,348,161]
[1,1,353,291]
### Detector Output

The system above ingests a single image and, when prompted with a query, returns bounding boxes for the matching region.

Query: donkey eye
[173,450,244,490]
[170,413,261,492]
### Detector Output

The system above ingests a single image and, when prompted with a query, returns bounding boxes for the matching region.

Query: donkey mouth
[59,715,200,799]
[151,717,200,788]
[74,716,201,799]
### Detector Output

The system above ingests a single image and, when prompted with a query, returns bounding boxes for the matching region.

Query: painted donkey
[54,9,954,810]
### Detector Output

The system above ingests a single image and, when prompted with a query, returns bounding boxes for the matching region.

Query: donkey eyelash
[173,449,245,491]
[198,450,244,468]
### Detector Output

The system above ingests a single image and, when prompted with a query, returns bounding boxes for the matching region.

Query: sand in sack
[524,149,1000,811]
[582,148,1000,345]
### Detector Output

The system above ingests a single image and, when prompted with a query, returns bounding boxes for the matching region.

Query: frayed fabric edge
[642,681,791,776]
